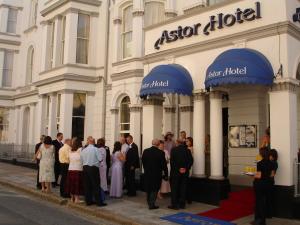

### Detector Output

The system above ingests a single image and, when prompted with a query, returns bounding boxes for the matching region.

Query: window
[2,51,14,87]
[120,96,130,134]
[49,21,55,69]
[61,16,66,64]
[46,95,50,132]
[72,93,86,140]
[0,108,9,143]
[56,94,61,132]
[144,2,165,27]
[122,6,133,59]
[76,14,90,64]
[26,47,34,85]
[7,8,18,33]
[208,0,226,6]
[29,0,38,27]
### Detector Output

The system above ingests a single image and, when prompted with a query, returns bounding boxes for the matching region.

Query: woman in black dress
[253,147,275,225]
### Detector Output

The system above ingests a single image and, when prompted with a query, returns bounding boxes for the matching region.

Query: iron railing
[294,159,300,197]
[0,144,36,163]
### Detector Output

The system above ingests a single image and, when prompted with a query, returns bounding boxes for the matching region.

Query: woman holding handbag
[36,136,55,193]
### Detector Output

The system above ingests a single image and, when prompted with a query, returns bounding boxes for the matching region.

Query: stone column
[40,21,53,71]
[163,106,176,134]
[130,104,142,154]
[35,95,47,140]
[142,97,164,151]
[112,11,121,62]
[179,105,193,136]
[165,0,177,19]
[110,108,119,143]
[53,15,63,67]
[64,10,78,64]
[193,92,206,177]
[8,106,15,143]
[0,50,5,87]
[132,7,144,58]
[28,103,37,145]
[14,106,21,144]
[59,91,73,139]
[84,92,95,139]
[209,91,224,180]
[269,82,298,186]
[48,93,57,138]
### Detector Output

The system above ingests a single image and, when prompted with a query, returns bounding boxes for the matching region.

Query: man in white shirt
[80,137,107,207]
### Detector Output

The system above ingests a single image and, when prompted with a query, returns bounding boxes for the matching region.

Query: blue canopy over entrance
[205,48,274,88]
[140,64,194,97]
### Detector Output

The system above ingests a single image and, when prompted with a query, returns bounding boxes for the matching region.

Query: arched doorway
[22,107,30,145]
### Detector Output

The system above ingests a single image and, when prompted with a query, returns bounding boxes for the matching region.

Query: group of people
[33,130,194,210]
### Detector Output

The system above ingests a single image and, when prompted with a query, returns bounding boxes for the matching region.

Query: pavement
[0,162,299,225]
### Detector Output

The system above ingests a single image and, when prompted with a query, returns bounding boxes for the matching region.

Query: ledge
[24,25,38,34]
[111,69,144,82]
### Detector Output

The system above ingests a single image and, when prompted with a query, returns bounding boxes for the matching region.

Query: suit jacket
[125,142,140,170]
[142,146,168,191]
[170,144,193,177]
[105,146,111,168]
[52,139,63,163]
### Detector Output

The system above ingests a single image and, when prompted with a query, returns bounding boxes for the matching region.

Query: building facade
[0,0,300,217]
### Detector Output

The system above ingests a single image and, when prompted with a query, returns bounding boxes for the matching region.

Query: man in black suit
[52,132,64,187]
[103,138,111,187]
[168,139,193,210]
[142,139,168,209]
[125,135,140,196]
[34,135,45,189]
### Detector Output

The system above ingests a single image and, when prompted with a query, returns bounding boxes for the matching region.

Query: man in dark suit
[104,138,111,187]
[142,139,168,209]
[52,132,64,187]
[168,139,193,210]
[34,135,45,189]
[125,135,140,196]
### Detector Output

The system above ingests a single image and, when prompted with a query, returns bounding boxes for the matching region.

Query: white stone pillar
[60,91,73,139]
[163,106,176,134]
[110,108,119,143]
[193,92,206,177]
[179,105,193,137]
[14,106,21,144]
[209,91,224,180]
[64,11,78,64]
[84,92,94,140]
[40,21,53,71]
[18,106,25,145]
[48,93,57,138]
[165,0,177,19]
[142,97,164,151]
[53,15,63,67]
[130,105,142,154]
[269,82,298,186]
[112,18,121,62]
[28,103,36,145]
[36,95,47,141]
[0,7,9,32]
[132,4,144,58]
[0,50,5,86]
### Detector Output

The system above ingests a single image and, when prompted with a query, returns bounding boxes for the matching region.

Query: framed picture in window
[229,125,257,148]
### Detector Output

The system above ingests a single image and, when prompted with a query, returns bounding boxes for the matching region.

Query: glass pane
[120,96,130,130]
[123,5,133,32]
[77,14,90,38]
[144,2,165,27]
[7,9,17,33]
[2,52,13,87]
[73,93,86,117]
[122,32,132,58]
[76,39,88,64]
[0,108,9,142]
[72,117,85,141]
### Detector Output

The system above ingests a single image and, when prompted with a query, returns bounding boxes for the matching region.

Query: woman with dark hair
[110,141,125,198]
[36,136,55,193]
[97,138,108,194]
[253,147,275,225]
[266,149,278,218]
[65,137,83,203]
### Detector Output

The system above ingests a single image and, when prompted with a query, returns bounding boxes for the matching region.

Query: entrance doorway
[223,107,229,178]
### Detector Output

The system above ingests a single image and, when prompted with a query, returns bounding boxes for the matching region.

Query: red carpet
[199,188,255,221]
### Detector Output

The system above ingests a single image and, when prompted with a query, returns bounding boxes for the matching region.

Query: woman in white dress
[97,138,108,193]
[35,136,55,193]
[158,140,171,198]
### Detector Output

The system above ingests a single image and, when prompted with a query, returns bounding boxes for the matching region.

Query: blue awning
[140,64,194,97]
[205,48,274,88]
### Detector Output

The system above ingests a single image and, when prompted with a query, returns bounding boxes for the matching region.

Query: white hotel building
[0,0,300,218]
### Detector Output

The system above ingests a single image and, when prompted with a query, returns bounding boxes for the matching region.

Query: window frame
[144,1,165,27]
[0,107,9,143]
[7,8,18,34]
[29,0,38,27]
[121,5,133,60]
[2,50,14,88]
[61,16,66,65]
[119,96,131,134]
[26,47,34,85]
[76,13,90,65]
[49,21,55,69]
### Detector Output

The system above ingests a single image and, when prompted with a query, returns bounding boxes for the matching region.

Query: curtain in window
[26,47,34,85]
[144,2,165,27]
[76,14,90,64]
[2,51,14,87]
[72,93,86,141]
[0,108,9,143]
[7,8,18,33]
[122,6,133,59]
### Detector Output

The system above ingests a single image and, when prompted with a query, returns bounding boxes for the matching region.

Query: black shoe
[149,206,159,210]
[86,202,94,206]
[168,205,179,210]
[97,202,107,207]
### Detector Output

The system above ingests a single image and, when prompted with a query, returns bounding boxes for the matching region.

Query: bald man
[142,139,168,209]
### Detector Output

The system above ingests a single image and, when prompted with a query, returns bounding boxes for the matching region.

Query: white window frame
[121,5,133,59]
[29,0,38,27]
[119,96,131,134]
[0,107,9,143]
[26,47,34,85]
[144,1,165,27]
[76,13,90,64]
[2,50,14,88]
[61,16,66,65]
[7,8,18,34]
[49,21,55,69]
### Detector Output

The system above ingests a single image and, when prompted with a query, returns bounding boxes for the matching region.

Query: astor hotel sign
[154,2,262,50]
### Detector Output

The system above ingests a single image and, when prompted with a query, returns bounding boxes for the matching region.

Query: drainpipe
[101,0,111,138]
